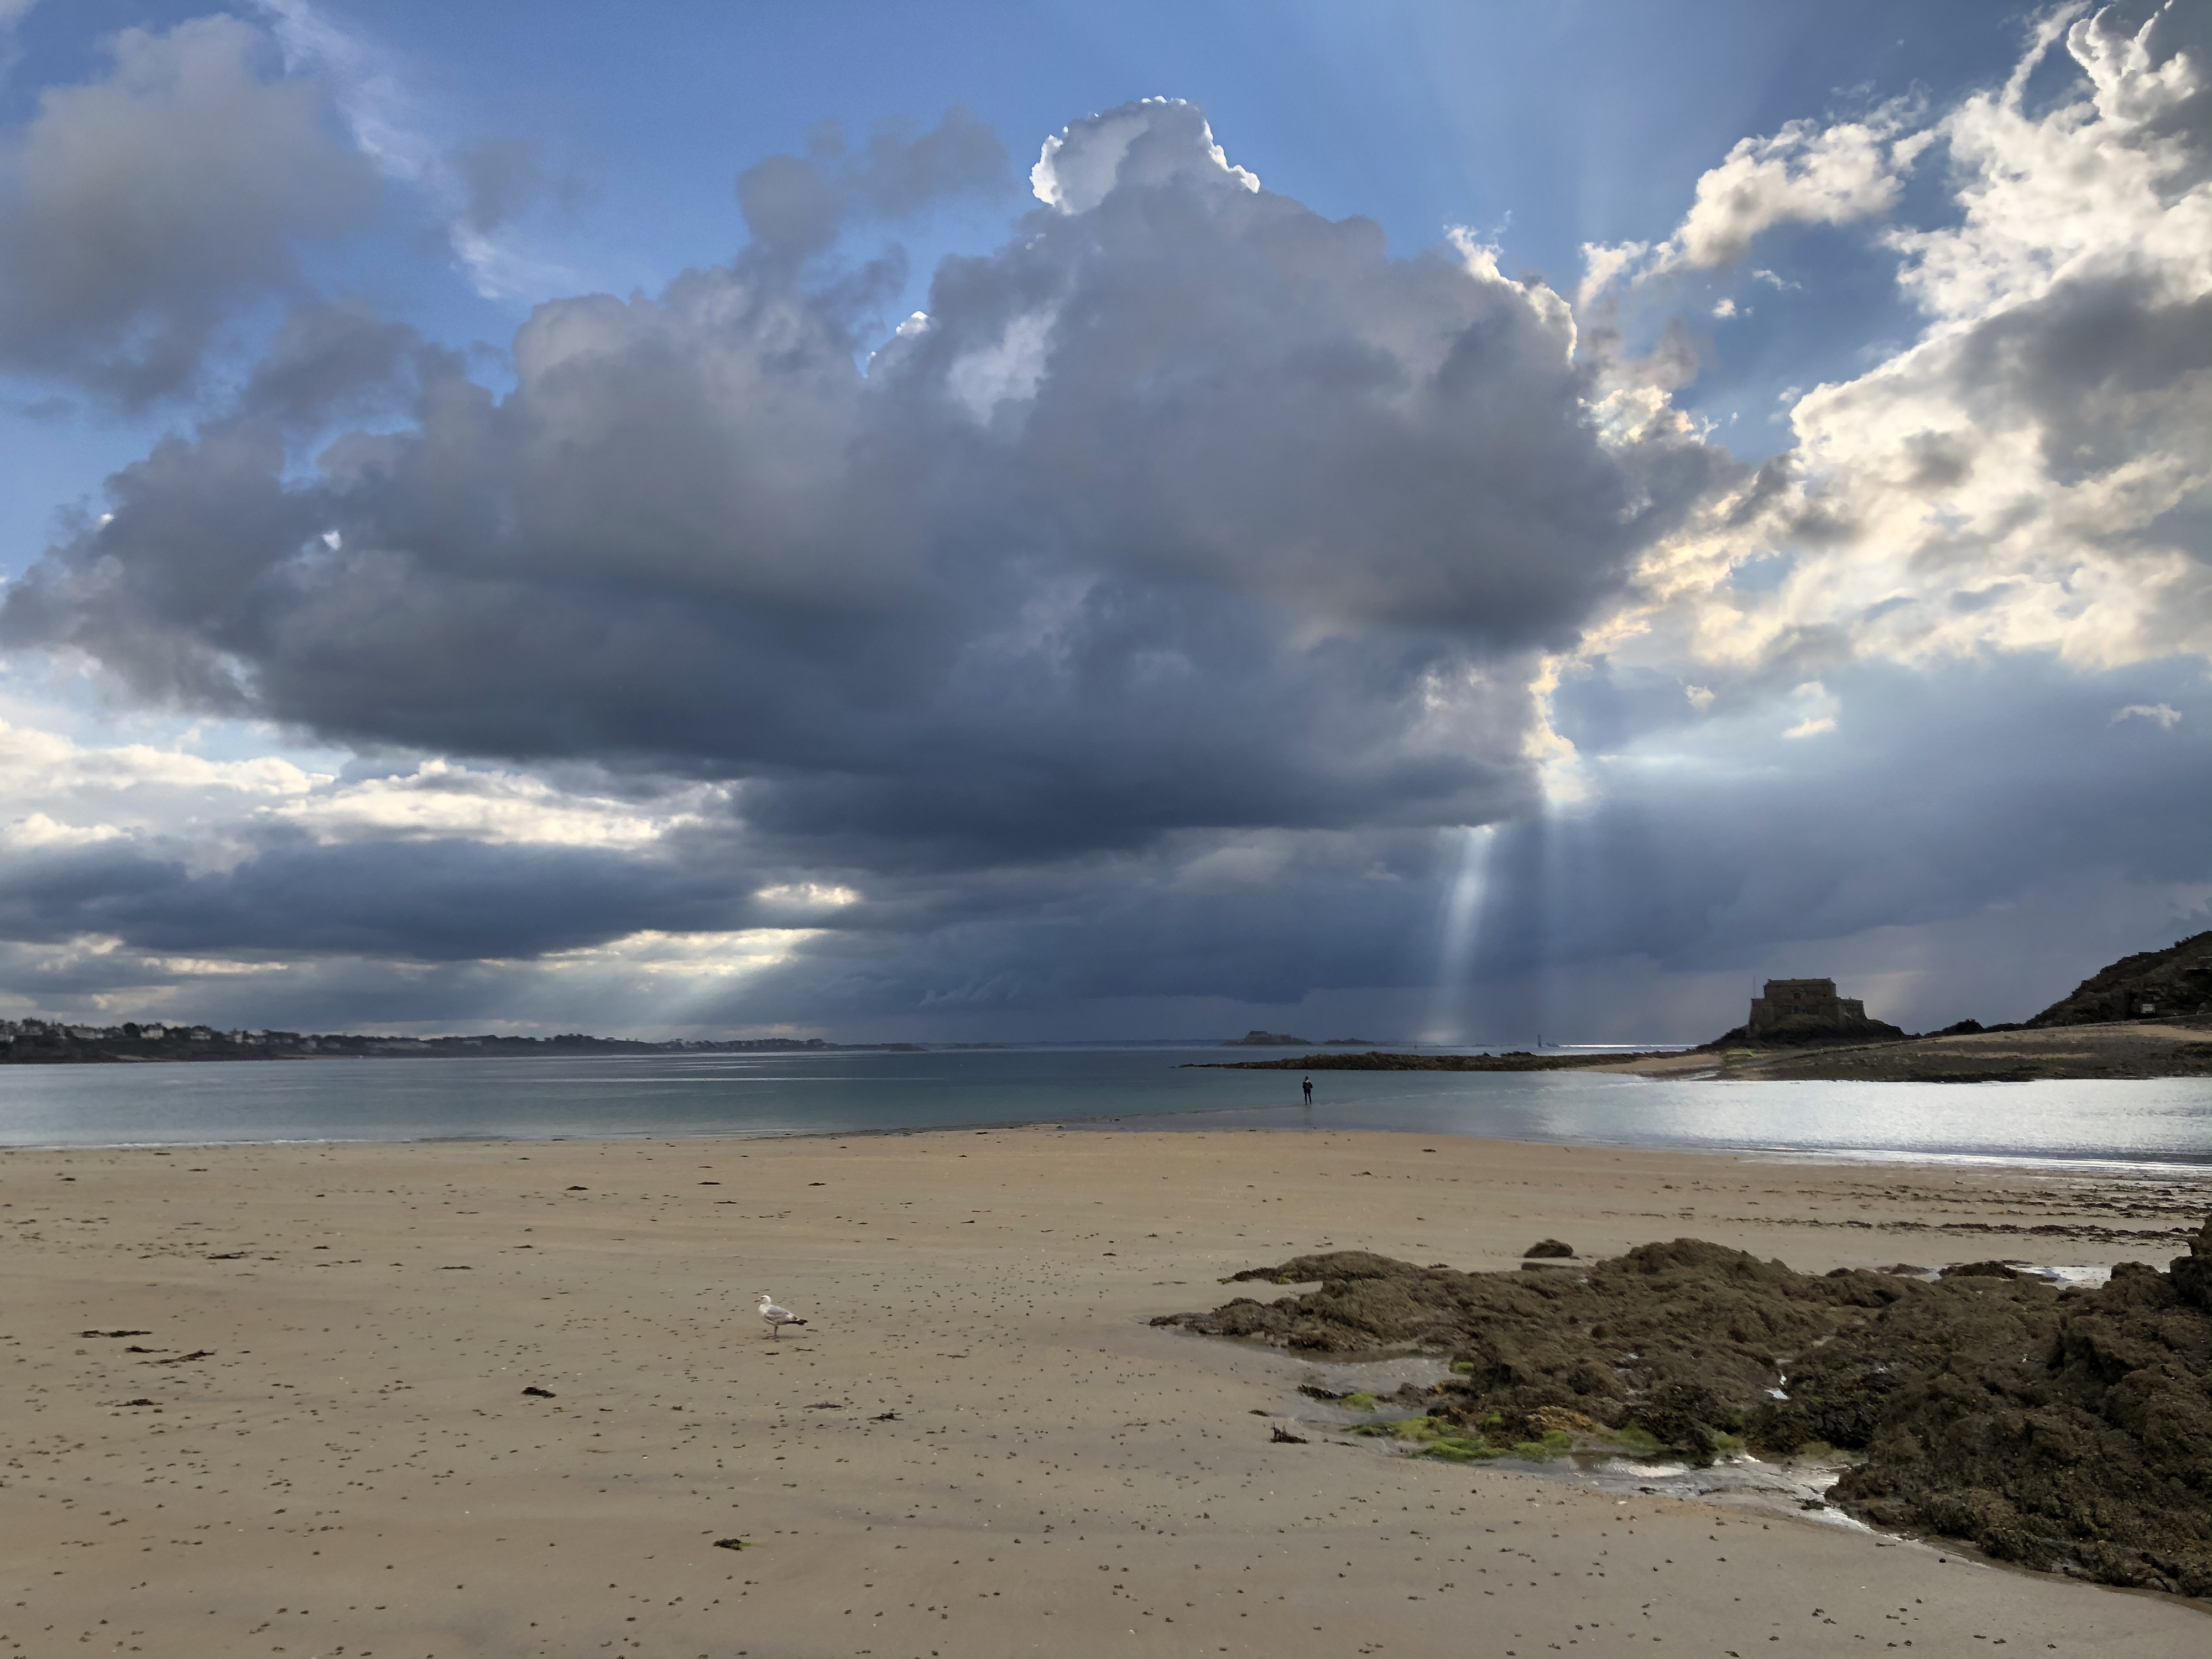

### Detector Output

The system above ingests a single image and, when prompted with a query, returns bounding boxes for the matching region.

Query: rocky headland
[2030,928,2212,1026]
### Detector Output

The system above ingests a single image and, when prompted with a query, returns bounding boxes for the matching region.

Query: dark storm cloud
[0,833,745,961]
[656,653,2212,1034]
[1476,653,2212,981]
[765,836,1446,1015]
[0,15,372,405]
[0,662,2191,1041]
[4,98,1723,866]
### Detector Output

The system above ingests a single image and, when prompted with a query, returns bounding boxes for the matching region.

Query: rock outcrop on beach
[1158,1222,2212,1598]
[2029,929,2212,1025]
[1829,1243,2212,1592]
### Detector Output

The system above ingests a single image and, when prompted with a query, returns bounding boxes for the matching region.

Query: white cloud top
[269,761,726,848]
[1620,1,2212,677]
[1031,98,1259,213]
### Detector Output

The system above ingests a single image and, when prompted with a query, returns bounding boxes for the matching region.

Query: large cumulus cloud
[3,95,1717,865]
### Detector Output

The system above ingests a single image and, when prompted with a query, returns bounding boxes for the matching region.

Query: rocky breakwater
[1155,1223,2212,1598]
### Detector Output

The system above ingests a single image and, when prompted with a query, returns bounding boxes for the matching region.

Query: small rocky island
[1699,976,1906,1049]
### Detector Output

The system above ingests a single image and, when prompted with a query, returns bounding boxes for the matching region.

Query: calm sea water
[2,1047,2209,1168]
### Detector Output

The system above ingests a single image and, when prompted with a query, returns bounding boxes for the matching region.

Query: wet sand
[3,1126,2207,1657]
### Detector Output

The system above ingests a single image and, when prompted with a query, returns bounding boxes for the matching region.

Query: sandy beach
[4,1125,2208,1658]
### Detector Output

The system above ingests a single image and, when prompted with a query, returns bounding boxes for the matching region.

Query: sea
[3,1045,2210,1168]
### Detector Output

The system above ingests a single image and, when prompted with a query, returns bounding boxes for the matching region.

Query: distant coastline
[0,1020,952,1065]
[12,926,2206,1074]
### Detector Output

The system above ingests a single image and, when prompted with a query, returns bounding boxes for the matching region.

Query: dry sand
[4,1126,2208,1658]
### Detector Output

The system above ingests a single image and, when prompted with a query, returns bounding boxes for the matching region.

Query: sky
[0,0,2204,1045]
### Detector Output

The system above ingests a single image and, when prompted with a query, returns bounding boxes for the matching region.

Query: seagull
[757,1292,807,1339]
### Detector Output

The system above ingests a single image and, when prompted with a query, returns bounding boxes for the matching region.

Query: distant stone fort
[1698,977,1903,1050]
[1746,978,1867,1035]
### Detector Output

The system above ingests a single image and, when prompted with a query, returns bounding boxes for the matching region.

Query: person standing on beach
[1301,1074,1313,1104]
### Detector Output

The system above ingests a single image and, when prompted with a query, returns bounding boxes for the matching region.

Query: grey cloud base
[0,648,2199,1041]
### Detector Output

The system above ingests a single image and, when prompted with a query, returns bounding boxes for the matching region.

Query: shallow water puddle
[1251,1347,1869,1527]
[2012,1261,2111,1288]
[1295,1354,1457,1397]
